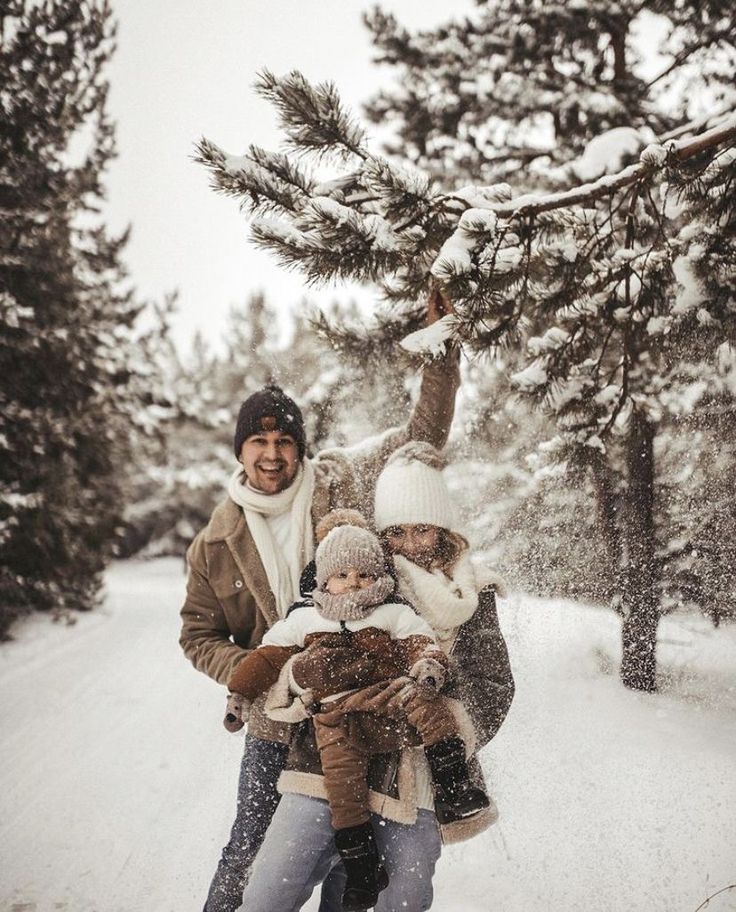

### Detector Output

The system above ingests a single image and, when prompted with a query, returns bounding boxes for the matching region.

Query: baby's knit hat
[315,508,369,544]
[374,441,457,533]
[313,515,395,621]
[315,523,387,588]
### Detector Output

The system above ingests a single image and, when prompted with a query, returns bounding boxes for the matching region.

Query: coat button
[234,580,243,589]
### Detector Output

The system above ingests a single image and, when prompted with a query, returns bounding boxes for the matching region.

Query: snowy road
[1,558,735,912]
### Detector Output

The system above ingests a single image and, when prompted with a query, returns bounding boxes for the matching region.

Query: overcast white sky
[104,1,470,352]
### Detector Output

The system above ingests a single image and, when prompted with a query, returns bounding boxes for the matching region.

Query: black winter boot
[334,822,389,912]
[425,736,490,825]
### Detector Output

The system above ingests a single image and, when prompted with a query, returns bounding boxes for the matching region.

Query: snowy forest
[2,1,735,911]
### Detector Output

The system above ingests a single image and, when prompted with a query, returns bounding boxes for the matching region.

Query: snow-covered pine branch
[436,115,735,350]
[311,303,425,360]
[441,116,736,222]
[196,69,734,456]
[198,73,448,290]
[194,139,314,216]
[255,69,368,160]
[361,156,435,220]
[332,113,731,496]
[198,68,734,335]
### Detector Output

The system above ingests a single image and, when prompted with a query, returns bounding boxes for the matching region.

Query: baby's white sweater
[261,601,436,649]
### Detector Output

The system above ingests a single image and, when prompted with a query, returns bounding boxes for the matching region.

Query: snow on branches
[362,1,736,187]
[196,76,434,284]
[197,70,735,446]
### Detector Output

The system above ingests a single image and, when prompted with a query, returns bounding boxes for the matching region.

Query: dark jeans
[204,734,289,912]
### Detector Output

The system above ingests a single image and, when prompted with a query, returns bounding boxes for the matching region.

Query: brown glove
[223,692,250,733]
[325,677,416,719]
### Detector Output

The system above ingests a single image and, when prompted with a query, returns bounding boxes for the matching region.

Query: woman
[239,442,515,912]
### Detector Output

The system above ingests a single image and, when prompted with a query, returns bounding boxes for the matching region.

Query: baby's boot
[333,821,389,912]
[425,736,490,824]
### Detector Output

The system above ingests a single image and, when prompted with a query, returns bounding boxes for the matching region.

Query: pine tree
[0,1,164,635]
[195,8,736,690]
[363,1,736,186]
[444,358,615,605]
[360,1,736,690]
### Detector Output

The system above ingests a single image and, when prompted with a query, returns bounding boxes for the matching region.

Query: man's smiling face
[239,428,299,494]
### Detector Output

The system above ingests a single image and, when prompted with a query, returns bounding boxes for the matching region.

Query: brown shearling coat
[179,351,460,741]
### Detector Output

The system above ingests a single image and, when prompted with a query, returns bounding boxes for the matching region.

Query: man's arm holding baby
[223,613,306,731]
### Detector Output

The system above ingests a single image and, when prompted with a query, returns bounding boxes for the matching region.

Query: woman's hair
[433,528,467,571]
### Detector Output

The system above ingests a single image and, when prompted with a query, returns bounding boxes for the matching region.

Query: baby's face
[325,567,377,596]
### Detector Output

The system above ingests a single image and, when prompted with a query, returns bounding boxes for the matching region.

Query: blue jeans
[240,793,442,912]
[204,734,290,912]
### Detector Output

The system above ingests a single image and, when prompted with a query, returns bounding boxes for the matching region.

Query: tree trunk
[610,26,627,83]
[620,410,659,692]
[587,449,624,602]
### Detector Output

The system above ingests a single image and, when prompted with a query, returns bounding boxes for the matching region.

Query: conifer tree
[0,1,164,634]
[359,1,736,640]
[358,0,736,690]
[195,9,735,690]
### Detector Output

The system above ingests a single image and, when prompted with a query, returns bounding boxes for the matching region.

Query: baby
[226,513,488,911]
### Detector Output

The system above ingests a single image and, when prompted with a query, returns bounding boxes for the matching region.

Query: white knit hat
[374,442,457,532]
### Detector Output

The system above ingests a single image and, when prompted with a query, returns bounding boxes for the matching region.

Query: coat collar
[203,490,329,628]
[205,488,327,544]
[204,497,243,543]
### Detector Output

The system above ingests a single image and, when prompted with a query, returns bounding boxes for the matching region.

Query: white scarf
[393,552,479,648]
[227,461,316,618]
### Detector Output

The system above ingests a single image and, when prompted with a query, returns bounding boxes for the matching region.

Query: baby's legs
[313,712,371,830]
[314,688,461,831]
[400,690,490,823]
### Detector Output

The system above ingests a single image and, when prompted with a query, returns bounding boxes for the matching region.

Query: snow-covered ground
[1,558,734,912]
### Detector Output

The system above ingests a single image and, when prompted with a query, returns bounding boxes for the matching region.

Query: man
[180,290,459,912]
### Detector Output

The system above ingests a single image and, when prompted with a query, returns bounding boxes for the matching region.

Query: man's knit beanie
[374,441,456,532]
[233,384,306,461]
